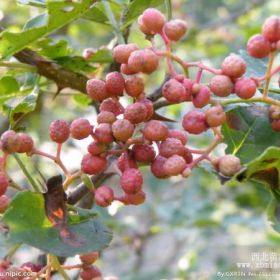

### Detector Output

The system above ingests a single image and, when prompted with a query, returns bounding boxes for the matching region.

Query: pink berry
[162,79,187,103]
[95,185,114,207]
[120,168,143,194]
[247,34,272,58]
[182,78,193,101]
[117,153,138,172]
[163,155,186,176]
[125,75,145,98]
[218,155,241,177]
[86,78,108,102]
[151,156,168,179]
[159,138,184,158]
[167,129,188,145]
[221,54,246,79]
[164,19,187,41]
[94,123,114,144]
[182,111,208,134]
[100,98,124,116]
[87,141,106,156]
[80,252,99,266]
[81,154,107,175]
[143,120,168,141]
[234,78,257,99]
[80,265,102,280]
[112,119,134,141]
[113,43,138,64]
[0,195,9,213]
[120,63,137,75]
[97,111,116,124]
[105,71,125,96]
[70,118,92,140]
[17,133,34,153]
[0,130,20,153]
[119,191,146,205]
[141,8,166,34]
[262,16,280,43]
[206,105,227,127]
[132,144,155,163]
[124,102,148,124]
[209,75,233,97]
[181,147,193,164]
[192,85,211,108]
[139,99,154,121]
[127,49,159,74]
[138,15,154,35]
[49,120,70,143]
[0,173,8,196]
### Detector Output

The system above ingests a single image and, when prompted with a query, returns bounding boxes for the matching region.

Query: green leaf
[239,50,268,78]
[124,0,164,25]
[83,1,122,25]
[236,147,280,198]
[55,56,94,73]
[23,13,48,30]
[89,49,113,63]
[36,38,71,59]
[2,191,112,257]
[0,76,20,95]
[222,106,280,164]
[0,0,95,58]
[4,85,39,127]
[72,94,91,107]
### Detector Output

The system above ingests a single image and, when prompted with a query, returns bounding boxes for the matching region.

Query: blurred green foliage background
[1,0,280,279]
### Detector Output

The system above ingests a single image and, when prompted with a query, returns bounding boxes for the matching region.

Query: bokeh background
[1,0,280,279]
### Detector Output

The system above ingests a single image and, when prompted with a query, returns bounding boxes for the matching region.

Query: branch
[67,172,116,205]
[13,49,88,94]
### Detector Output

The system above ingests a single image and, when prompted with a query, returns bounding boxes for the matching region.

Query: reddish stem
[186,62,222,75]
[159,31,177,77]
